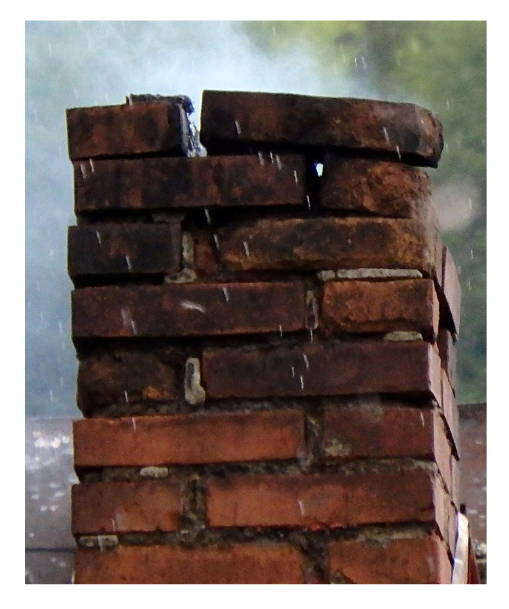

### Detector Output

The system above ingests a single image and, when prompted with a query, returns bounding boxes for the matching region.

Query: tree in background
[243,21,486,402]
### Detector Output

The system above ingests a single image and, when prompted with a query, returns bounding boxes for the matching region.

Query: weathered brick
[74,544,305,584]
[72,481,183,535]
[440,246,461,334]
[441,369,460,458]
[74,154,307,213]
[68,224,181,279]
[73,410,305,467]
[437,329,457,392]
[207,470,442,529]
[328,534,451,584]
[321,279,439,339]
[322,404,435,461]
[202,341,442,401]
[201,90,443,167]
[66,100,192,159]
[77,350,180,415]
[72,282,305,338]
[216,217,439,276]
[320,155,432,218]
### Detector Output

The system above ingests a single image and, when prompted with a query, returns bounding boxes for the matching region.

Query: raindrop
[124,390,129,404]
[299,375,305,391]
[269,151,274,164]
[130,319,137,335]
[279,324,283,338]
[275,155,283,170]
[213,234,220,250]
[131,417,137,432]
[234,120,242,135]
[79,163,87,180]
[95,230,102,246]
[222,287,230,303]
[382,127,390,143]
[293,170,299,184]
[243,241,250,257]
[306,195,311,210]
[291,366,295,377]
[395,145,402,161]
[446,99,451,110]
[127,94,133,106]
[470,248,475,259]
[257,151,265,166]
[125,255,132,272]
[89,159,95,173]
[467,279,472,291]
[49,505,58,513]
[204,208,212,225]
[315,163,323,177]
[40,505,48,512]
[308,329,314,343]
[49,389,54,403]
[180,300,206,313]
[303,354,310,369]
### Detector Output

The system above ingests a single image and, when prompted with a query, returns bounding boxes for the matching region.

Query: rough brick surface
[216,217,439,276]
[68,224,181,278]
[72,481,183,534]
[74,544,305,584]
[66,100,192,159]
[321,279,439,338]
[320,155,432,218]
[72,282,305,338]
[202,341,442,400]
[77,349,180,415]
[437,329,457,392]
[322,404,436,461]
[329,534,452,584]
[73,410,305,467]
[201,90,443,167]
[440,246,462,334]
[441,370,460,458]
[207,470,441,528]
[74,154,307,212]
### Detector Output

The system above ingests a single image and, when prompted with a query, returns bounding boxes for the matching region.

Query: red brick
[206,470,442,529]
[216,217,440,276]
[322,404,436,461]
[328,534,451,584]
[74,543,305,584]
[201,90,443,167]
[440,246,462,334]
[77,350,180,415]
[73,410,304,467]
[441,369,460,458]
[72,282,305,338]
[72,481,183,534]
[321,279,439,339]
[202,341,442,401]
[66,100,191,159]
[73,154,307,213]
[320,155,432,218]
[68,224,181,279]
[437,329,457,391]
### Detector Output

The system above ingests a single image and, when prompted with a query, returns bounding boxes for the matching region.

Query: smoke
[25,21,475,416]
[26,21,376,417]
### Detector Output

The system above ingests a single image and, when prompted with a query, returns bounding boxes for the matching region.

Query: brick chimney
[67,90,463,584]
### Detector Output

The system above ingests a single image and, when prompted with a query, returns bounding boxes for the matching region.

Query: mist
[25,21,481,416]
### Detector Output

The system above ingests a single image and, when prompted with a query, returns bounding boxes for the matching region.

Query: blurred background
[25,20,486,582]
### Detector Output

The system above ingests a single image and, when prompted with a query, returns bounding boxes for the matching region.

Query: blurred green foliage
[243,21,486,403]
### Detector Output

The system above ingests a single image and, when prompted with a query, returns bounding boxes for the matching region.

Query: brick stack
[67,91,461,584]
